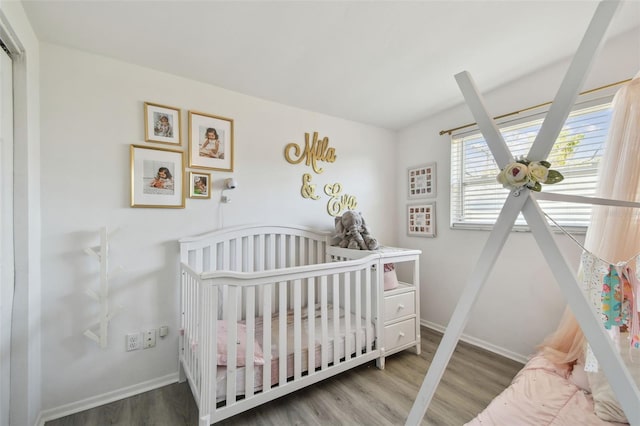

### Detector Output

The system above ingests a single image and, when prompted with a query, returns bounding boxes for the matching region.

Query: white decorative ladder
[83,226,119,348]
[406,1,640,424]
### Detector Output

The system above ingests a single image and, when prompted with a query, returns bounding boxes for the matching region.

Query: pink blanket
[466,354,629,425]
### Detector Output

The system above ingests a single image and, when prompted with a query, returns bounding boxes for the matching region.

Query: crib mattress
[215,306,375,401]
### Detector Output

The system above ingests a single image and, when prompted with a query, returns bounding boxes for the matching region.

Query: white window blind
[450,101,612,231]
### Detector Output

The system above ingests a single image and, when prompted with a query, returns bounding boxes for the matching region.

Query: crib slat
[278,282,287,385]
[365,267,372,353]
[256,234,265,271]
[226,286,238,404]
[278,235,286,269]
[344,272,351,359]
[288,236,296,309]
[307,277,316,376]
[195,250,203,273]
[256,235,265,316]
[222,240,230,270]
[319,240,326,264]
[192,277,199,389]
[234,238,241,271]
[355,270,362,356]
[246,236,254,272]
[333,273,340,364]
[189,276,202,389]
[294,280,302,380]
[201,282,216,420]
[212,285,219,415]
[209,244,217,271]
[268,234,276,270]
[307,238,315,267]
[245,286,256,398]
[262,283,272,392]
[288,235,295,267]
[321,275,328,370]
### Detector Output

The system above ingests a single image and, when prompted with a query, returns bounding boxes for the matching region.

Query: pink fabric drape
[540,72,640,365]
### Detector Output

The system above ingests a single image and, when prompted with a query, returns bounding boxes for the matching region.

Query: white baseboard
[37,372,179,426]
[421,320,529,364]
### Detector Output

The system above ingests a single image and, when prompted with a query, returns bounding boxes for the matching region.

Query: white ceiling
[20,0,640,130]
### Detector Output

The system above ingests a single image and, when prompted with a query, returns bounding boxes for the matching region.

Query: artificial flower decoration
[496,157,564,192]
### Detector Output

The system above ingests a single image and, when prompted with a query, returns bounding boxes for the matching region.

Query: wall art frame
[144,102,182,145]
[188,171,212,199]
[130,144,185,208]
[407,202,436,238]
[188,111,234,171]
[408,162,436,199]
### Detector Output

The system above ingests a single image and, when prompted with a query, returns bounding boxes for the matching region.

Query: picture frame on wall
[407,202,436,237]
[408,162,436,199]
[188,111,234,171]
[130,144,185,208]
[188,171,211,199]
[144,102,181,145]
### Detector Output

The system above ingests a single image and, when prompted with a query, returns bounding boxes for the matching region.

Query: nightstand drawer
[384,318,416,351]
[384,291,415,322]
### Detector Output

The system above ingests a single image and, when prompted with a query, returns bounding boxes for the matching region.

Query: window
[450,101,612,231]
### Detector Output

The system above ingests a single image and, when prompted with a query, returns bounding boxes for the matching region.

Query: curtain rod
[439,78,632,136]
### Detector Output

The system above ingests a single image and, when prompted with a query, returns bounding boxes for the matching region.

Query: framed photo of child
[188,111,234,171]
[188,172,211,199]
[144,102,182,145]
[130,145,185,208]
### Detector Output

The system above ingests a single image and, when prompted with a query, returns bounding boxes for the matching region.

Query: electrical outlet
[126,333,141,351]
[143,329,156,349]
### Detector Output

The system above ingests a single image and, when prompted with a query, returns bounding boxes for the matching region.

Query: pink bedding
[466,354,629,425]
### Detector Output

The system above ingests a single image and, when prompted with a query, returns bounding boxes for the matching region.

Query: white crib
[179,224,389,425]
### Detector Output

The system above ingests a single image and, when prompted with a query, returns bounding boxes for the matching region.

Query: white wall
[0,1,41,425]
[397,27,640,361]
[38,43,397,414]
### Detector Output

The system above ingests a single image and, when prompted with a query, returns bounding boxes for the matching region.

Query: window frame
[449,95,615,233]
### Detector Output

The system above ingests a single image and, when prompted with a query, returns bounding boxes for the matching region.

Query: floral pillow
[216,321,265,367]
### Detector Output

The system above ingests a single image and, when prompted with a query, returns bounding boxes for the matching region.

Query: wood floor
[45,327,524,426]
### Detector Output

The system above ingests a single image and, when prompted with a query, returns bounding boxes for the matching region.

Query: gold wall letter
[324,182,358,217]
[284,132,337,174]
[300,173,320,200]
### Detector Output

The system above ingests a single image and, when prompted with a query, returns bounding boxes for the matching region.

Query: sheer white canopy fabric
[584,73,640,261]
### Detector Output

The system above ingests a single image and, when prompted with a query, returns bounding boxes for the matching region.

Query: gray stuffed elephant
[332,210,379,250]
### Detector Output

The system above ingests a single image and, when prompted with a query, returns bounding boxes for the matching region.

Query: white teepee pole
[406,1,625,424]
[405,194,527,425]
[529,0,620,161]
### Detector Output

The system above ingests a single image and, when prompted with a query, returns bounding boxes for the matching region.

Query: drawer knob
[397,304,405,310]
[398,332,405,337]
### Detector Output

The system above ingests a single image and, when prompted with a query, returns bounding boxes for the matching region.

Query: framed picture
[407,202,436,237]
[144,102,181,145]
[408,162,436,199]
[188,111,234,171]
[130,144,185,208]
[188,171,211,199]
